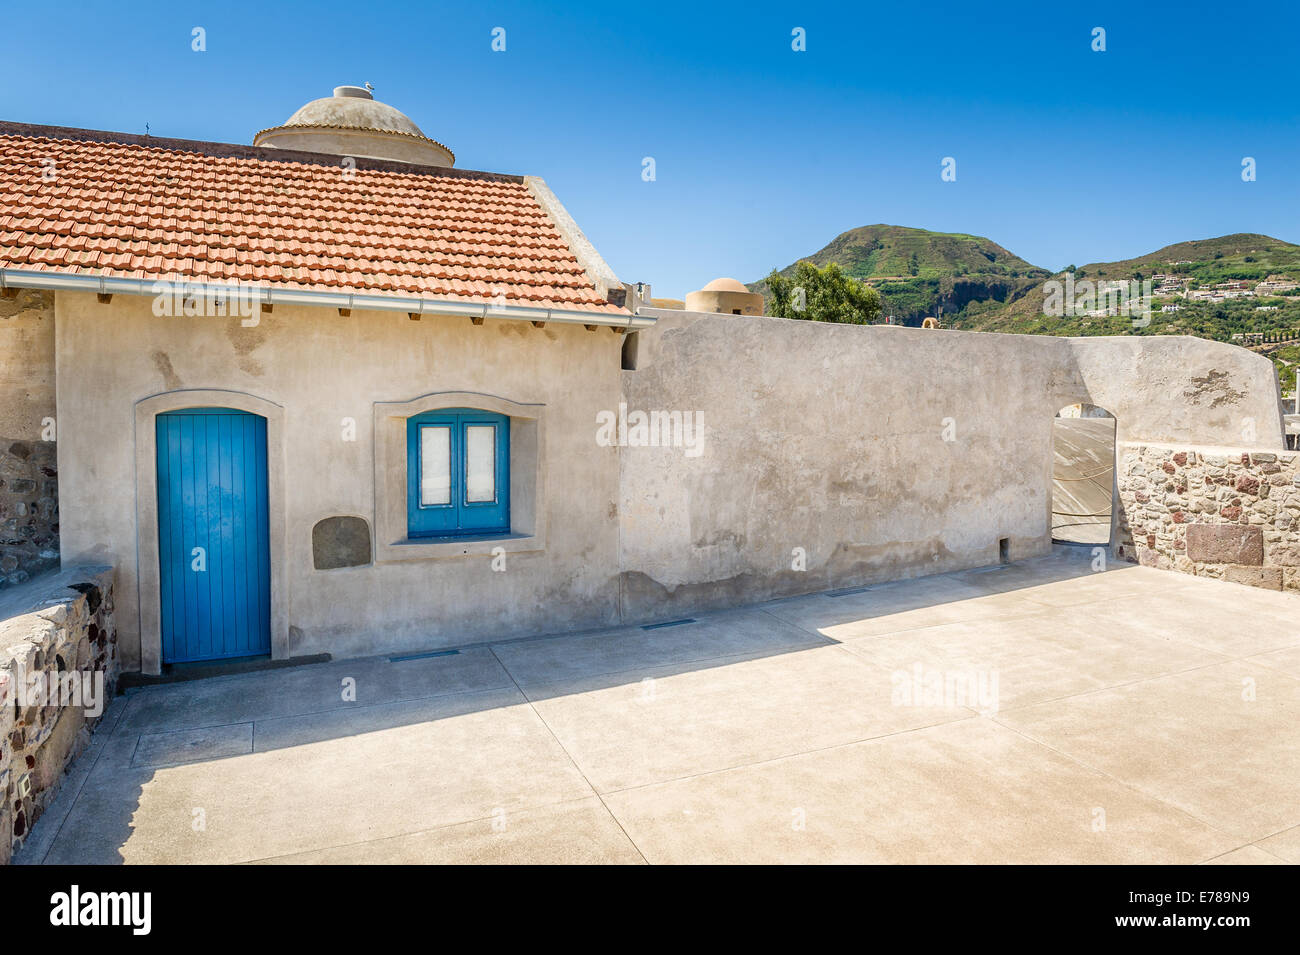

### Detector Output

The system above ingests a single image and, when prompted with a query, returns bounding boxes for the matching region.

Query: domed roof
[282,86,428,138]
[253,86,454,167]
[702,277,749,293]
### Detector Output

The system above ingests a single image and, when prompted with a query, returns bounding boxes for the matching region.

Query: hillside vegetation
[956,233,1300,334]
[749,225,1049,323]
[750,229,1300,386]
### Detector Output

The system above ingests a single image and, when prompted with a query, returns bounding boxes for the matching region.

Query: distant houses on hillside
[1149,273,1299,305]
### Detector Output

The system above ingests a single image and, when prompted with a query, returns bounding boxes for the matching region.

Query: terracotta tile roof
[0,124,626,314]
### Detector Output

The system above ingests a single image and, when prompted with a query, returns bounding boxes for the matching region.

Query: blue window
[407,408,509,537]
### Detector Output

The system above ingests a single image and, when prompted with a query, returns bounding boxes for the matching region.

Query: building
[0,88,646,673]
[0,86,1288,680]
[683,277,763,316]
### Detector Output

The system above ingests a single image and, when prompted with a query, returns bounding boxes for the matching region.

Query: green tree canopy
[765,261,883,325]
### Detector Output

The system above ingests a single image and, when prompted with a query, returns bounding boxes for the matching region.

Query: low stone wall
[1116,444,1300,591]
[1,566,117,863]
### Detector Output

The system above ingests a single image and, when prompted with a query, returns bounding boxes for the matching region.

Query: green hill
[749,225,1051,324]
[751,227,1300,385]
[953,233,1300,343]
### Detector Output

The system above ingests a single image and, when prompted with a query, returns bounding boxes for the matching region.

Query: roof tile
[0,130,624,314]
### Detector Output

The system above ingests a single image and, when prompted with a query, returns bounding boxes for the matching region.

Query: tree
[765,261,883,325]
[908,251,920,276]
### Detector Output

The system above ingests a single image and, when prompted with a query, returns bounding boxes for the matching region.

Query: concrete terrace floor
[17,548,1300,865]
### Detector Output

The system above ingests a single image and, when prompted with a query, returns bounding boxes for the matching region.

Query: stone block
[1224,565,1283,590]
[1185,524,1264,565]
[312,516,372,570]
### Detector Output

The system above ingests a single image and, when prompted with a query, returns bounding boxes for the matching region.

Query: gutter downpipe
[0,268,650,330]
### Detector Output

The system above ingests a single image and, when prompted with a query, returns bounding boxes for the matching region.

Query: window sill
[375,532,544,563]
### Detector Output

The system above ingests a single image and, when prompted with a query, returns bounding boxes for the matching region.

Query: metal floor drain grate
[641,618,696,630]
[389,649,461,663]
[825,585,873,597]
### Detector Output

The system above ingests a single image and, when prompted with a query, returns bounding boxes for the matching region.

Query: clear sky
[3,0,1297,299]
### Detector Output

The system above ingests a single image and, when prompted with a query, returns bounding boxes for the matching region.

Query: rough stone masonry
[1,566,118,863]
[0,288,58,588]
[1116,444,1300,591]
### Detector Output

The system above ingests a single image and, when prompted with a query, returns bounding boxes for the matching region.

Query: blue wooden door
[156,408,271,663]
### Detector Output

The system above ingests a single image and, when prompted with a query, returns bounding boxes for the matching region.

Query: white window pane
[465,425,496,503]
[420,426,451,506]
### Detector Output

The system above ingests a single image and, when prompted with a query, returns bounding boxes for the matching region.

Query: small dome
[282,86,428,138]
[254,85,454,167]
[685,277,765,316]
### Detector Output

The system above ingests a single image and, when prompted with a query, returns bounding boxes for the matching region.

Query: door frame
[134,389,289,674]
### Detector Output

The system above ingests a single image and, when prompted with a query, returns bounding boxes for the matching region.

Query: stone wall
[0,440,59,586]
[1116,443,1299,591]
[0,289,58,587]
[1,566,117,863]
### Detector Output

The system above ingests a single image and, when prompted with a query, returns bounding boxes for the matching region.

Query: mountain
[748,224,1051,324]
[953,233,1300,338]
[748,229,1300,386]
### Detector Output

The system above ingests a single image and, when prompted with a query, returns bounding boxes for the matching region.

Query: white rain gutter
[0,268,653,330]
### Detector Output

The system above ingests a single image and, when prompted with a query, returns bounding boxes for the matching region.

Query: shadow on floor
[20,545,1181,864]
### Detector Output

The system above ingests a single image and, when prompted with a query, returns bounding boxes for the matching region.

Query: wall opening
[1051,403,1116,545]
[998,538,1010,564]
[621,331,639,371]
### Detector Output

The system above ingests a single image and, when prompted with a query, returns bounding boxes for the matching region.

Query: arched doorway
[1051,403,1116,545]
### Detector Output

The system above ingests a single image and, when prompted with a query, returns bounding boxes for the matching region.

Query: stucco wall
[0,290,58,586]
[54,292,625,671]
[617,310,1287,619]
[618,311,1069,617]
[1070,336,1284,448]
[48,291,1291,669]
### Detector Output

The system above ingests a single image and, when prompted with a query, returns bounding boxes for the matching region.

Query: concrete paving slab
[490,608,826,689]
[42,688,595,864]
[1242,646,1300,679]
[1083,590,1299,658]
[524,644,971,793]
[602,718,1239,864]
[955,561,1176,607]
[252,797,644,864]
[996,662,1300,843]
[21,551,1300,864]
[1255,825,1300,863]
[1202,845,1285,865]
[764,575,1047,641]
[112,646,514,736]
[132,722,252,769]
[837,609,1227,711]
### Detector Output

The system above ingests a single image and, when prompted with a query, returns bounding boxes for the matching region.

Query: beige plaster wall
[617,310,1287,620]
[1070,336,1284,448]
[49,291,1289,669]
[54,292,625,671]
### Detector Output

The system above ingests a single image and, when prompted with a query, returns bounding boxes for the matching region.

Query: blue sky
[3,0,1297,298]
